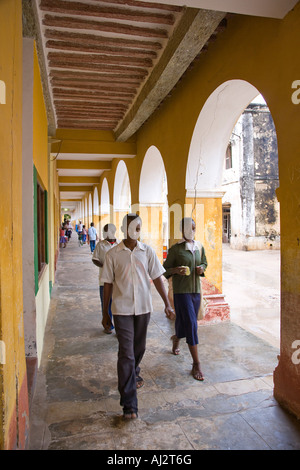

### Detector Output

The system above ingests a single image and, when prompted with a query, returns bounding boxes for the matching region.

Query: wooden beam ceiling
[34,0,227,137]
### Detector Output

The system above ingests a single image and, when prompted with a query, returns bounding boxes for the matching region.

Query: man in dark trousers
[100,213,174,419]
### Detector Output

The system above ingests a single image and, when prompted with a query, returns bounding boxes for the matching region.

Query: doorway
[222,205,231,243]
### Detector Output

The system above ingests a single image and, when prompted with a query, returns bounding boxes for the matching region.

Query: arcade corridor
[28,237,300,450]
[1,0,300,451]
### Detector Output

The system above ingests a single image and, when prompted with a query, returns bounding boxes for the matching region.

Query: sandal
[192,362,204,381]
[171,335,180,355]
[136,376,144,389]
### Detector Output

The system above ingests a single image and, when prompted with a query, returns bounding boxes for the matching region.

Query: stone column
[273,182,300,418]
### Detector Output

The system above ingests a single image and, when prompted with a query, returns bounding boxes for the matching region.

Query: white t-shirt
[78,224,83,232]
[100,240,165,316]
[92,239,119,286]
[88,226,97,241]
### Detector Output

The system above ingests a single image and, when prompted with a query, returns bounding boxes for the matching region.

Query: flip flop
[192,362,204,381]
[136,376,144,389]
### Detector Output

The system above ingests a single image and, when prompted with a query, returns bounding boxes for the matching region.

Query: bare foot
[123,410,138,419]
[136,376,144,389]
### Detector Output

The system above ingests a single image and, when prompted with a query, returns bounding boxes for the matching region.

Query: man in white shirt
[65,221,73,240]
[77,220,83,233]
[87,222,98,253]
[101,213,175,419]
[92,223,118,334]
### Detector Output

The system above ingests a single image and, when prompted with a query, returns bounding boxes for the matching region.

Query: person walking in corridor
[92,223,119,334]
[87,222,98,253]
[65,220,73,240]
[100,213,175,419]
[59,225,67,248]
[77,220,83,234]
[163,217,207,381]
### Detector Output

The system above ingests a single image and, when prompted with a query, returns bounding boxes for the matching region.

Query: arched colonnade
[76,79,275,323]
[78,79,265,283]
[75,75,297,416]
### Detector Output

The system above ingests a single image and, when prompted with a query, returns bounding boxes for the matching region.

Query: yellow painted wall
[33,41,52,364]
[49,158,60,293]
[0,0,28,450]
[52,128,136,156]
[185,197,223,291]
[33,44,48,190]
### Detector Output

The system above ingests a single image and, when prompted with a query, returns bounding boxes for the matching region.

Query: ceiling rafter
[39,0,176,24]
[36,0,186,131]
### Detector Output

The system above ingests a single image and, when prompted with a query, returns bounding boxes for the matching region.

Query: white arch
[84,198,88,223]
[100,178,110,215]
[186,79,261,196]
[113,160,131,212]
[139,145,168,204]
[93,187,99,216]
[88,193,92,218]
[139,146,169,247]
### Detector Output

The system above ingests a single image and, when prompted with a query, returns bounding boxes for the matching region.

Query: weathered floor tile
[240,403,300,450]
[113,419,194,450]
[214,377,272,396]
[180,413,271,450]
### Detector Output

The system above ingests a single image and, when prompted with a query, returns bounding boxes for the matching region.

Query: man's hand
[165,305,175,320]
[102,311,112,331]
[152,276,176,321]
[102,283,113,331]
[173,266,188,275]
[92,259,103,268]
[196,266,204,275]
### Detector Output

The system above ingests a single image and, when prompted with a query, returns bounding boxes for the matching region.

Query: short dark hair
[180,217,195,231]
[103,223,116,233]
[122,213,142,231]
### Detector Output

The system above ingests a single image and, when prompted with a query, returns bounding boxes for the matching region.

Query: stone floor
[222,244,280,348]
[28,236,300,451]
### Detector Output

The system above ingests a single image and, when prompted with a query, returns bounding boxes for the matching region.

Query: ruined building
[222,99,280,250]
